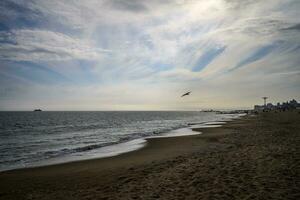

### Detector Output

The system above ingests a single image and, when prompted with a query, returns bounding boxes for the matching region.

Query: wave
[0,111,245,172]
[40,124,190,159]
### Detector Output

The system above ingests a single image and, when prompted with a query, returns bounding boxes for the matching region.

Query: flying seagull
[181,91,191,97]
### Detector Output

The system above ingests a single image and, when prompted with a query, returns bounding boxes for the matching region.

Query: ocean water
[0,111,242,171]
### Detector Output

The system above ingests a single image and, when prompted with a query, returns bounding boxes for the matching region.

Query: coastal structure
[262,97,268,107]
[254,99,300,111]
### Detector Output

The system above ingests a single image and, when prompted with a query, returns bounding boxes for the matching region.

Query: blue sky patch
[192,46,226,72]
[230,44,277,72]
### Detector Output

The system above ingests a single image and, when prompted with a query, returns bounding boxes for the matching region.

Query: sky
[0,0,299,111]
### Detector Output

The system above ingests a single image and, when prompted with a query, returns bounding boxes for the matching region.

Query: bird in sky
[181,91,191,97]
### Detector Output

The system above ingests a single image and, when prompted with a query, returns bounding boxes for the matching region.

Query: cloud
[192,46,226,72]
[0,29,110,61]
[0,0,43,30]
[229,43,277,72]
[0,0,300,110]
[106,0,148,12]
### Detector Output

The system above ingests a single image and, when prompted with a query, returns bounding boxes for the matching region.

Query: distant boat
[34,109,42,112]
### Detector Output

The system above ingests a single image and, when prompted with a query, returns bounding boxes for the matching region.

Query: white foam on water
[1,112,246,172]
[35,138,147,167]
[149,127,201,138]
[204,121,226,125]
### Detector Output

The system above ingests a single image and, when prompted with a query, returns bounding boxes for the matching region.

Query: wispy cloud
[229,43,277,72]
[0,0,299,110]
[192,46,226,72]
[0,29,110,61]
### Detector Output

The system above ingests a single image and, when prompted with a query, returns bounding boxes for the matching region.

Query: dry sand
[0,111,299,200]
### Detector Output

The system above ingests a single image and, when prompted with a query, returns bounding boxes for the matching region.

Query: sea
[0,111,244,172]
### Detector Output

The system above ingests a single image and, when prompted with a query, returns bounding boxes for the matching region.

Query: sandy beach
[0,111,299,200]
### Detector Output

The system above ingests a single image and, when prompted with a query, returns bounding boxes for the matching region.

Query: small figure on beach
[181,91,191,97]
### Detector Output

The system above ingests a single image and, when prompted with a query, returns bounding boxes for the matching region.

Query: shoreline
[0,120,233,174]
[0,115,243,176]
[0,114,243,173]
[1,111,298,199]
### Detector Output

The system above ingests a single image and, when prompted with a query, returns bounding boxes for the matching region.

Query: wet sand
[0,111,299,200]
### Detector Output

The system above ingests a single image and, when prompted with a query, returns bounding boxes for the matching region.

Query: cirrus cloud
[0,29,110,61]
[0,0,299,110]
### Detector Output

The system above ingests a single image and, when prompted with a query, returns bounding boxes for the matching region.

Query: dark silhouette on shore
[254,99,300,112]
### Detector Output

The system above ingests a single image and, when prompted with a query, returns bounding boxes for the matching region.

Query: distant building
[266,103,275,110]
[254,99,299,112]
[254,105,264,111]
[289,99,298,108]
